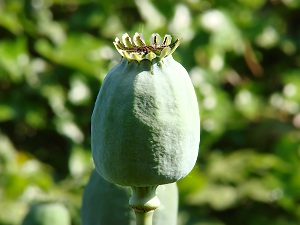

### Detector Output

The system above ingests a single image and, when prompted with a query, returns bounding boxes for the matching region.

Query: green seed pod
[22,202,71,225]
[81,169,178,225]
[92,33,200,187]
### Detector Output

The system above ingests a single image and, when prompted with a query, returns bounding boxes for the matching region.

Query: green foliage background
[1,0,300,224]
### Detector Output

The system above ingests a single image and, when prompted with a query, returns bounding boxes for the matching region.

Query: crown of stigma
[113,33,180,62]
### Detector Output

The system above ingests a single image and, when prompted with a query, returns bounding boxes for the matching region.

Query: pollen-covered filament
[113,33,180,62]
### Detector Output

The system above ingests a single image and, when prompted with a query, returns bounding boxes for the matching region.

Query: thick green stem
[129,186,160,225]
[134,211,154,225]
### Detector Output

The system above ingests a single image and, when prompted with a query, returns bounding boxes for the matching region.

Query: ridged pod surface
[92,33,200,187]
[81,169,178,225]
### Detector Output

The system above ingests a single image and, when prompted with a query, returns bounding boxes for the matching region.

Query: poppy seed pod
[91,33,200,187]
[22,202,70,225]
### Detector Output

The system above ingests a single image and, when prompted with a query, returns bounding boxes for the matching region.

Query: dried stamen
[113,33,180,62]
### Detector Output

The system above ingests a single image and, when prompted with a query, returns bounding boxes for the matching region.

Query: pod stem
[129,186,160,225]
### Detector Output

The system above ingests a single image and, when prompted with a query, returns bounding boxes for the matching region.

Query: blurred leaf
[0,133,17,173]
[0,38,28,82]
[0,1,23,34]
[35,34,106,76]
[235,88,263,119]
[238,179,273,202]
[0,201,27,225]
[177,165,207,198]
[186,184,238,210]
[200,10,244,54]
[68,145,93,178]
[206,150,288,184]
[237,0,266,9]
[0,104,15,121]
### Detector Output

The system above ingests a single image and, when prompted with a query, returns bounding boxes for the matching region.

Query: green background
[1,0,300,224]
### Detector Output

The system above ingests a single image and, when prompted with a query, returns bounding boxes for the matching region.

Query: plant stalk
[129,186,160,225]
[134,211,154,225]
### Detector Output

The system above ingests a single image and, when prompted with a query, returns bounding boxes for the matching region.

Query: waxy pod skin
[91,33,200,187]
